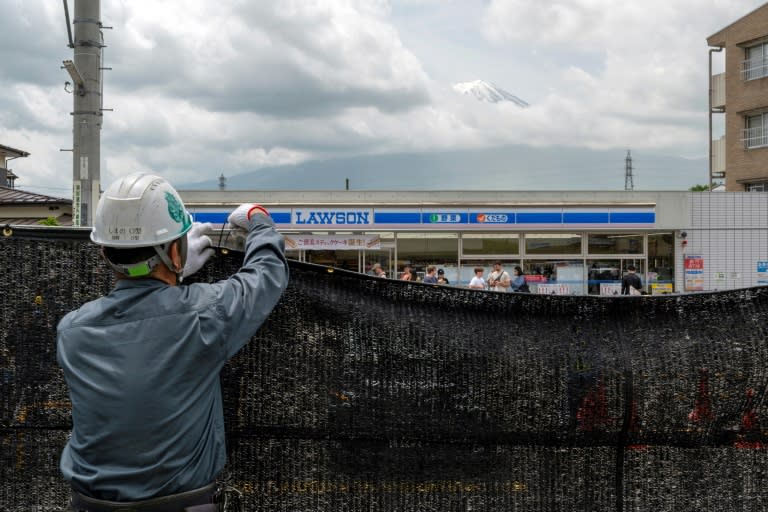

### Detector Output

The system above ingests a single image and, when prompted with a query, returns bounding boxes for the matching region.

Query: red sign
[684,256,704,270]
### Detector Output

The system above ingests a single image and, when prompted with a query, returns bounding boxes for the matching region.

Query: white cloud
[1,0,765,195]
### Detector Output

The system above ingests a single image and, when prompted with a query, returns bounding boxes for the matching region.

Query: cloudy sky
[0,0,763,196]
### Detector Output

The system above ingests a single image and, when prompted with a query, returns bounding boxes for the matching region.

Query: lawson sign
[292,209,373,226]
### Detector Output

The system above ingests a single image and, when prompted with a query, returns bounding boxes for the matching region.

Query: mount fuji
[453,80,529,107]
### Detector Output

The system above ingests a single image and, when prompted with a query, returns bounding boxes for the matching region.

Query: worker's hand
[227,203,270,229]
[182,222,215,278]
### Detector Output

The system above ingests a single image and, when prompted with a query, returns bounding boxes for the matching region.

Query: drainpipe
[708,46,723,191]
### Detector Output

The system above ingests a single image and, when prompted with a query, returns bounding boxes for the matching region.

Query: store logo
[294,210,371,225]
[476,213,509,223]
[428,213,462,223]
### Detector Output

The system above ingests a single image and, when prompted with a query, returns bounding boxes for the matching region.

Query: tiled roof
[0,214,73,226]
[0,186,71,205]
[0,144,29,158]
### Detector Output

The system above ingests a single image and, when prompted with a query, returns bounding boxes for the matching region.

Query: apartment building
[707,3,768,191]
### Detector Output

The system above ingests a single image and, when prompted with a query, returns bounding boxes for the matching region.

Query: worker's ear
[168,240,183,272]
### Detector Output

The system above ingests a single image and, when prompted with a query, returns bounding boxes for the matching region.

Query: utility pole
[624,150,634,191]
[65,0,103,226]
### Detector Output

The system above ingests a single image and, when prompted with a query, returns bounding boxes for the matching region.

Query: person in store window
[510,266,530,293]
[468,267,486,290]
[369,263,387,278]
[487,261,510,292]
[400,265,414,281]
[621,265,643,295]
[436,268,450,285]
[422,265,438,284]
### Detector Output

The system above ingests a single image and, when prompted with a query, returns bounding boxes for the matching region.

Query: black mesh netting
[2,228,768,511]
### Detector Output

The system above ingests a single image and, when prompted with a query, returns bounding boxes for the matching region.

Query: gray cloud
[1,0,762,196]
[103,1,430,118]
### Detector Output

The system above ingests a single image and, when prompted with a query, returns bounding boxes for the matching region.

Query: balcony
[711,136,725,178]
[710,73,725,109]
[743,126,768,149]
[742,57,768,81]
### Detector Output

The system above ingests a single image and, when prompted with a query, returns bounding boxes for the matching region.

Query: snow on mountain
[452,80,529,107]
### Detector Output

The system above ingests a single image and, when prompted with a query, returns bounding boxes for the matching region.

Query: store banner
[684,255,705,291]
[285,234,381,251]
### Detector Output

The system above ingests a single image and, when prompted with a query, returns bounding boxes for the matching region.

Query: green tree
[689,184,710,192]
[37,216,60,226]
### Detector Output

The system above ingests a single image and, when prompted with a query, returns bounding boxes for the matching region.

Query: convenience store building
[179,189,768,295]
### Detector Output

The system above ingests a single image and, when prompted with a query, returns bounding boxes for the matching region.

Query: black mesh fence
[2,227,768,511]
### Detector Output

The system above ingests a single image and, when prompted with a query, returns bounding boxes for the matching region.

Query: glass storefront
[288,230,675,294]
[525,233,582,255]
[396,232,458,282]
[462,233,520,256]
[523,260,584,295]
[647,233,674,294]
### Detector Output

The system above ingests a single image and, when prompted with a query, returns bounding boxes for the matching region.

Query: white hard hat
[91,172,192,247]
[91,173,192,280]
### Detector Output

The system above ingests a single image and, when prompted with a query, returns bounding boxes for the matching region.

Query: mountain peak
[452,80,529,107]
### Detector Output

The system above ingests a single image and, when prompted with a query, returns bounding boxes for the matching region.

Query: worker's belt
[70,482,217,512]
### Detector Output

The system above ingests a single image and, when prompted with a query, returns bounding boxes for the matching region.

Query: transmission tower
[624,150,634,191]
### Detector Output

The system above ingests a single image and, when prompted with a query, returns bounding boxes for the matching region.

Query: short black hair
[627,265,636,271]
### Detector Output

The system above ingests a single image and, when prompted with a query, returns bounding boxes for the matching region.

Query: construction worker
[56,173,289,511]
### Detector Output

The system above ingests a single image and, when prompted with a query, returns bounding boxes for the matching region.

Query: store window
[587,259,622,295]
[461,234,520,256]
[587,233,643,255]
[524,233,582,255]
[364,232,396,278]
[459,259,520,288]
[647,233,674,294]
[397,232,458,282]
[523,260,584,295]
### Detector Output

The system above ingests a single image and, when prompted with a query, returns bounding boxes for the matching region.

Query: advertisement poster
[285,234,381,251]
[684,255,705,291]
[758,261,768,285]
[650,283,674,295]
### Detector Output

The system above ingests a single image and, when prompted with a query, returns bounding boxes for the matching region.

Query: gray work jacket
[56,214,289,501]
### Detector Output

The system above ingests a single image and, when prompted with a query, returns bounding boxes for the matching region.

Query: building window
[587,233,643,255]
[461,233,519,256]
[396,232,458,281]
[746,182,767,192]
[743,43,768,81]
[524,233,582,255]
[743,113,768,149]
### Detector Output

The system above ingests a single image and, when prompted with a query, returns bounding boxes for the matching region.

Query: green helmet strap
[103,235,187,282]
